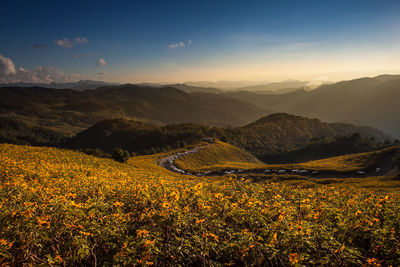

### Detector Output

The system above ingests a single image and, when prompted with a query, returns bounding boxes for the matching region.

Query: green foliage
[0,117,65,146]
[112,148,130,163]
[68,113,390,161]
[262,133,386,163]
[79,148,111,158]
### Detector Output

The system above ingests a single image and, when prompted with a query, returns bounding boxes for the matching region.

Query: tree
[383,139,392,147]
[112,148,130,163]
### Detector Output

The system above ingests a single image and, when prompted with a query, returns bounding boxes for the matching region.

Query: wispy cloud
[95,58,107,66]
[98,71,106,75]
[73,37,88,45]
[168,40,192,49]
[54,37,89,48]
[32,44,48,49]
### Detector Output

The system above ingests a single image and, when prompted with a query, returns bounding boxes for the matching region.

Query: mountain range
[0,79,309,94]
[221,75,400,137]
[0,84,270,135]
[1,74,400,149]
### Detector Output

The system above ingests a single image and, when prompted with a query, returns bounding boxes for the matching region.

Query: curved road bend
[159,146,399,179]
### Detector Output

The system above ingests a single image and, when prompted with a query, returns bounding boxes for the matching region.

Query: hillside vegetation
[264,133,397,163]
[174,141,400,174]
[0,85,267,133]
[0,117,65,145]
[174,141,264,172]
[232,113,391,158]
[67,113,391,161]
[1,143,400,265]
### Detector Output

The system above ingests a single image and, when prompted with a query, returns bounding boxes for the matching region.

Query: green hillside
[67,113,392,161]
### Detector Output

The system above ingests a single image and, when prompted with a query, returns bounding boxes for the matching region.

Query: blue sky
[1,0,400,83]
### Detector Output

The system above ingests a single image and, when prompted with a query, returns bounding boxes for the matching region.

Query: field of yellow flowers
[1,143,400,266]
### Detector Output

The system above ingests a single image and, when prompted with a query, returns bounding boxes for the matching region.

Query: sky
[1,0,400,84]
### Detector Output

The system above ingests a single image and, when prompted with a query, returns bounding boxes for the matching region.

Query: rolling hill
[68,113,392,160]
[0,84,269,134]
[221,75,400,137]
[174,140,400,175]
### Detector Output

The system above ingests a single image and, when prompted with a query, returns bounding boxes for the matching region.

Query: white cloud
[168,40,192,49]
[74,37,89,44]
[0,54,16,76]
[95,58,107,66]
[0,54,80,83]
[168,44,178,48]
[54,38,73,48]
[54,36,89,48]
[97,71,106,75]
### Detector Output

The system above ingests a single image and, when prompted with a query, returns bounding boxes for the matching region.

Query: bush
[112,148,130,163]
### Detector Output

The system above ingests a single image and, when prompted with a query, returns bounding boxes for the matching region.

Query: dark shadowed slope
[68,113,392,161]
[221,75,400,137]
[0,84,269,133]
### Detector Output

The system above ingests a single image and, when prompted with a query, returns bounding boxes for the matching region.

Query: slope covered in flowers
[0,143,400,266]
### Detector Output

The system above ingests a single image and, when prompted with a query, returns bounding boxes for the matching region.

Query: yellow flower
[194,183,203,190]
[70,201,82,208]
[214,193,223,199]
[144,239,156,247]
[203,233,219,242]
[113,201,124,207]
[334,245,345,254]
[137,229,149,238]
[269,233,277,244]
[366,258,381,266]
[195,219,205,224]
[161,202,171,208]
[80,231,93,236]
[54,255,63,263]
[66,193,76,199]
[289,253,299,264]
[37,216,51,228]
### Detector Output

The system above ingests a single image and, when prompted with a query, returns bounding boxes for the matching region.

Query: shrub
[112,147,130,163]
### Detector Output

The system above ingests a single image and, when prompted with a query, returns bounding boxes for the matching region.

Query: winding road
[159,145,399,179]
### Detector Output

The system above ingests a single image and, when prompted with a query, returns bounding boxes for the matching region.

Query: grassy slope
[174,141,265,172]
[175,141,400,173]
[1,143,400,265]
